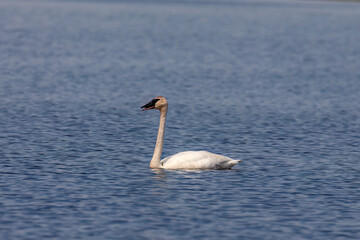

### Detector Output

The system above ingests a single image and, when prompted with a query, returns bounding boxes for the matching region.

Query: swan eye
[141,98,160,110]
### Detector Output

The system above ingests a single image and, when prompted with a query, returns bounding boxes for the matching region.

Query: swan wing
[160,151,241,170]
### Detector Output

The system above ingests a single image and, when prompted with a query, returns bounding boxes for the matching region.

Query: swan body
[160,151,241,170]
[141,96,241,170]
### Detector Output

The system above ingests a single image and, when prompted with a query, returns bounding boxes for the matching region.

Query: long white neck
[149,106,167,168]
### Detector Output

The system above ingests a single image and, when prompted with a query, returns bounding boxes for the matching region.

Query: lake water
[1,0,360,239]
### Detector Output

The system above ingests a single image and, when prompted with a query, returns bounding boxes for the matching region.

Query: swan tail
[215,159,241,169]
[228,159,242,168]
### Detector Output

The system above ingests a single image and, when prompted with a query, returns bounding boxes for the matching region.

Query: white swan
[141,96,242,169]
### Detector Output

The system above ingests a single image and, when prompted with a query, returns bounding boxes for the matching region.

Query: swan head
[141,96,168,111]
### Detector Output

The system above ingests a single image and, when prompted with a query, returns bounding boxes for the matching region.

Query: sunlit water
[1,0,360,239]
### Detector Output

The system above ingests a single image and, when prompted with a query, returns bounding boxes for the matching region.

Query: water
[1,0,360,239]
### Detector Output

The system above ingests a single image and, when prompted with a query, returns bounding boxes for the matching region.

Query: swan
[141,96,242,169]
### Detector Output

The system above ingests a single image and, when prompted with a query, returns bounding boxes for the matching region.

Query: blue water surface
[0,0,360,239]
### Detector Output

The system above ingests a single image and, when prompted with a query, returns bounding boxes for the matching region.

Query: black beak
[141,98,160,111]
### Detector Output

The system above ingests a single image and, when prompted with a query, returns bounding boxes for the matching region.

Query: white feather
[160,151,241,170]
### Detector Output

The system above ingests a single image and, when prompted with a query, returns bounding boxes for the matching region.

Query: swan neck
[150,106,167,168]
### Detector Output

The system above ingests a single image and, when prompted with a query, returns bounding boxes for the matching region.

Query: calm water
[1,0,360,239]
